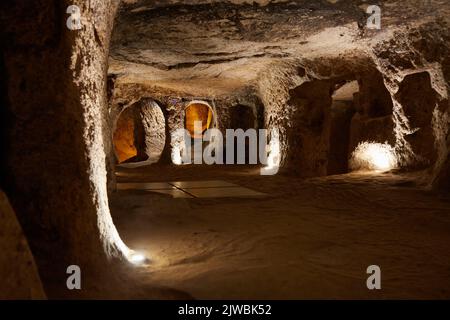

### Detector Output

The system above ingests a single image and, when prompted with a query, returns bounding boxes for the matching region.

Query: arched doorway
[184,101,214,138]
[328,80,359,174]
[228,104,257,164]
[113,100,166,164]
[113,106,138,163]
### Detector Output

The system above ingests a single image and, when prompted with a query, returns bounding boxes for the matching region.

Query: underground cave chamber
[1,0,450,300]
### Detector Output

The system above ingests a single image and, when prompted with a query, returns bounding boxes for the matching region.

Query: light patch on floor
[146,189,193,198]
[117,180,266,198]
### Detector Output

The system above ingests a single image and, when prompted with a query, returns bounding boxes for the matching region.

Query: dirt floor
[109,164,450,299]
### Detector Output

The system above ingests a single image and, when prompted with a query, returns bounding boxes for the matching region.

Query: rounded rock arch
[184,100,215,138]
[113,99,166,164]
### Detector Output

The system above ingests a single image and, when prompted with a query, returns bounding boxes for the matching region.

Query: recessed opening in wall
[327,80,359,175]
[113,100,166,164]
[284,74,395,177]
[114,106,138,163]
[347,71,396,172]
[228,104,257,164]
[185,101,213,138]
[229,104,256,131]
[332,81,360,102]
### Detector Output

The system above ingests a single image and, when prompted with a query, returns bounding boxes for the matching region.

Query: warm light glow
[113,107,138,163]
[127,251,148,265]
[185,101,213,138]
[171,145,182,165]
[350,142,398,171]
[260,128,281,175]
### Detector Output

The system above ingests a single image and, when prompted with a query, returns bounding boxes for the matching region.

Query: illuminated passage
[185,102,213,138]
[114,107,137,163]
[113,100,166,164]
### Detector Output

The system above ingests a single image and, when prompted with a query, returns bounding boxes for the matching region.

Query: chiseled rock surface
[110,0,450,186]
[111,0,449,86]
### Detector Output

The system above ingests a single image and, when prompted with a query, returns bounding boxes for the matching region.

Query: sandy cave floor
[109,164,450,299]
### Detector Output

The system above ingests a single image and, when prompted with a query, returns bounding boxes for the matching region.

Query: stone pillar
[158,98,185,164]
[0,0,129,297]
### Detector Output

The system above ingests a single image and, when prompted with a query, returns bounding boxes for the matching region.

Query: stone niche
[327,81,359,175]
[349,72,395,156]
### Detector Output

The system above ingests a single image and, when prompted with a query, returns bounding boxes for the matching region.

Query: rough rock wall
[371,21,450,188]
[0,0,130,297]
[256,55,391,176]
[256,38,448,180]
[0,190,46,299]
[395,72,440,168]
[256,60,304,171]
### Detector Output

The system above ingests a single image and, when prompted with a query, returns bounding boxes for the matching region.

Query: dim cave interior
[1,0,450,300]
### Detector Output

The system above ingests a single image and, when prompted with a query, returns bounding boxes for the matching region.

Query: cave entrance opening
[229,104,256,131]
[185,101,214,139]
[114,106,138,163]
[228,104,258,164]
[327,80,359,175]
[113,100,166,165]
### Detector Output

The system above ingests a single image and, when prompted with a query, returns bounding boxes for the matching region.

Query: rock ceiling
[109,0,450,96]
